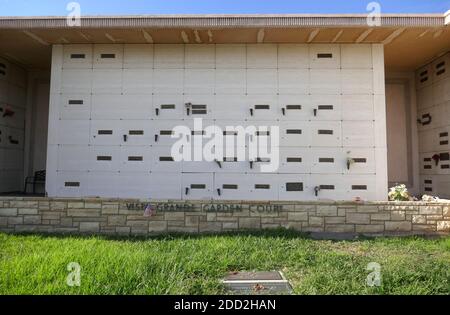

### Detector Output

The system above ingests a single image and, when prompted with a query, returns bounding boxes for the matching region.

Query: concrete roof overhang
[0,13,449,71]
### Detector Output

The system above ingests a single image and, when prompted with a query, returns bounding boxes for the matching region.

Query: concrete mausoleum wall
[0,197,449,236]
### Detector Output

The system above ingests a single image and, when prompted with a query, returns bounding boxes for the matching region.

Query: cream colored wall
[23,71,50,194]
[46,43,388,201]
[0,57,27,192]
[416,53,450,198]
[385,72,420,196]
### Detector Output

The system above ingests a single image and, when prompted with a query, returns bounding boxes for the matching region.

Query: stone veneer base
[0,197,449,236]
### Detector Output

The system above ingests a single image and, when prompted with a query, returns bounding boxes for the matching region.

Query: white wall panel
[246,157,275,174]
[214,120,248,150]
[184,69,215,94]
[120,120,153,145]
[154,45,184,69]
[309,45,341,69]
[122,69,153,94]
[341,44,372,69]
[278,69,309,94]
[59,94,91,120]
[341,69,373,95]
[56,171,88,197]
[93,44,123,69]
[215,149,249,173]
[247,69,278,95]
[344,175,377,200]
[432,53,449,82]
[310,95,342,121]
[247,95,278,120]
[57,145,90,171]
[341,95,374,121]
[246,44,277,69]
[278,95,310,121]
[215,69,246,94]
[434,175,450,198]
[123,44,153,69]
[61,69,92,94]
[119,146,151,172]
[185,45,215,69]
[344,148,376,174]
[91,95,122,120]
[278,174,310,201]
[90,120,120,145]
[86,171,119,198]
[436,126,450,151]
[310,69,340,95]
[371,45,385,97]
[89,146,120,171]
[150,146,182,173]
[310,121,341,147]
[418,129,435,153]
[248,174,279,200]
[248,121,278,150]
[52,120,90,145]
[182,159,218,173]
[310,148,345,174]
[277,44,308,69]
[310,175,346,200]
[280,122,311,147]
[433,77,450,105]
[149,172,182,199]
[152,94,184,119]
[92,95,151,120]
[416,63,433,89]
[214,173,251,200]
[182,173,214,200]
[216,44,246,69]
[417,106,437,131]
[417,85,434,109]
[151,120,184,147]
[214,96,247,120]
[48,43,387,201]
[278,148,311,174]
[153,69,184,94]
[419,153,436,175]
[92,69,122,94]
[420,176,436,195]
[63,44,93,69]
[184,96,214,118]
[342,121,374,147]
[118,173,152,198]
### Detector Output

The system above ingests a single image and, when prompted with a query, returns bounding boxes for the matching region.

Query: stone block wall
[0,197,449,236]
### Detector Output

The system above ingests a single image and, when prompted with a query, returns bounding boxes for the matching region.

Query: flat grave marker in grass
[222,271,293,295]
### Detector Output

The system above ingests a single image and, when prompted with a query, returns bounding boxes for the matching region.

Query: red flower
[432,154,440,166]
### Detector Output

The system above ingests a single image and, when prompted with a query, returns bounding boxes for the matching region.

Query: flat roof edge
[0,14,446,29]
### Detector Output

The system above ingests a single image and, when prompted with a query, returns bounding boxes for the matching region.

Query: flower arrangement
[388,184,410,201]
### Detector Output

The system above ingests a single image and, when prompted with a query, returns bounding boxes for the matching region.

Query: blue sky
[0,0,449,16]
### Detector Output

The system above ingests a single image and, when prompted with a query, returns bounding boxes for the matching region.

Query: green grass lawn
[0,231,449,295]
